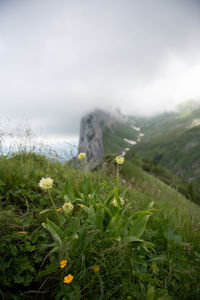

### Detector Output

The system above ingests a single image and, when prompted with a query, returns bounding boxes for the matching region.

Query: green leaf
[95,207,104,229]
[97,203,113,218]
[122,235,144,243]
[146,286,155,300]
[147,256,167,263]
[156,296,172,300]
[39,208,54,214]
[82,175,88,195]
[104,190,115,206]
[106,214,122,236]
[42,218,63,238]
[37,263,58,278]
[64,177,74,199]
[114,187,121,206]
[129,213,152,238]
[146,201,155,210]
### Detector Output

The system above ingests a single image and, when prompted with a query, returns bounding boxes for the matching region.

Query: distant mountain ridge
[78,101,200,204]
[79,109,124,167]
[78,109,140,168]
[132,101,200,202]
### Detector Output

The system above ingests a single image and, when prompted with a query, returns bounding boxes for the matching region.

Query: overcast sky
[0,0,200,137]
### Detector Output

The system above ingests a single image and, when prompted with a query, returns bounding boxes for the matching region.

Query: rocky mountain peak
[79,109,123,168]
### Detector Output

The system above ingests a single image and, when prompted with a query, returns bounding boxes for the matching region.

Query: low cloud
[0,0,200,135]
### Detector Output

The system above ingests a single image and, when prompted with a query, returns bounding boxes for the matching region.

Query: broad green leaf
[129,214,152,238]
[106,214,122,237]
[114,187,121,206]
[95,207,104,229]
[146,201,155,210]
[82,175,88,195]
[37,263,58,278]
[147,255,167,263]
[146,286,155,300]
[104,190,115,206]
[97,203,113,218]
[42,218,63,237]
[64,177,74,199]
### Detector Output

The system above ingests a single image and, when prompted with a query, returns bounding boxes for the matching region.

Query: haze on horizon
[0,0,200,137]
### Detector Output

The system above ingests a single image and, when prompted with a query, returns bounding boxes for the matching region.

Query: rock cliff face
[79,109,122,168]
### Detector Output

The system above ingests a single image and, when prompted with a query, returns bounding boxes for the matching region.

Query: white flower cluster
[115,156,124,165]
[112,197,125,207]
[62,202,74,213]
[78,152,86,160]
[39,177,53,190]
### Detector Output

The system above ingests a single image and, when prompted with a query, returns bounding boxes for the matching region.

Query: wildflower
[112,197,125,207]
[62,202,74,213]
[115,155,124,165]
[151,263,159,275]
[57,208,61,212]
[39,177,53,190]
[78,152,86,160]
[93,265,100,272]
[63,274,74,284]
[60,259,67,268]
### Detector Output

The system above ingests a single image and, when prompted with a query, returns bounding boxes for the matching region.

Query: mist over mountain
[0,0,200,136]
[78,100,200,204]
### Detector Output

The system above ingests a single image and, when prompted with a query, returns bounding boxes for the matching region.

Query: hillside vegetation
[100,102,200,205]
[102,119,195,205]
[1,151,200,299]
[103,122,138,154]
[132,101,200,204]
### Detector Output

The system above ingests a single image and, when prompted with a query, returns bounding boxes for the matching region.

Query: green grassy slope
[104,154,200,219]
[1,152,200,299]
[133,103,200,203]
[102,118,193,204]
[103,122,138,154]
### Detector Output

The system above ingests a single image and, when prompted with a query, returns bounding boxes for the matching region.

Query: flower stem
[48,191,62,226]
[117,164,119,193]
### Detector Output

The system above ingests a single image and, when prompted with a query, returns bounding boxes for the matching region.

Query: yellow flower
[57,208,61,212]
[62,202,74,213]
[63,274,74,284]
[78,152,86,160]
[60,259,67,268]
[93,264,100,272]
[39,177,53,190]
[115,155,124,165]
